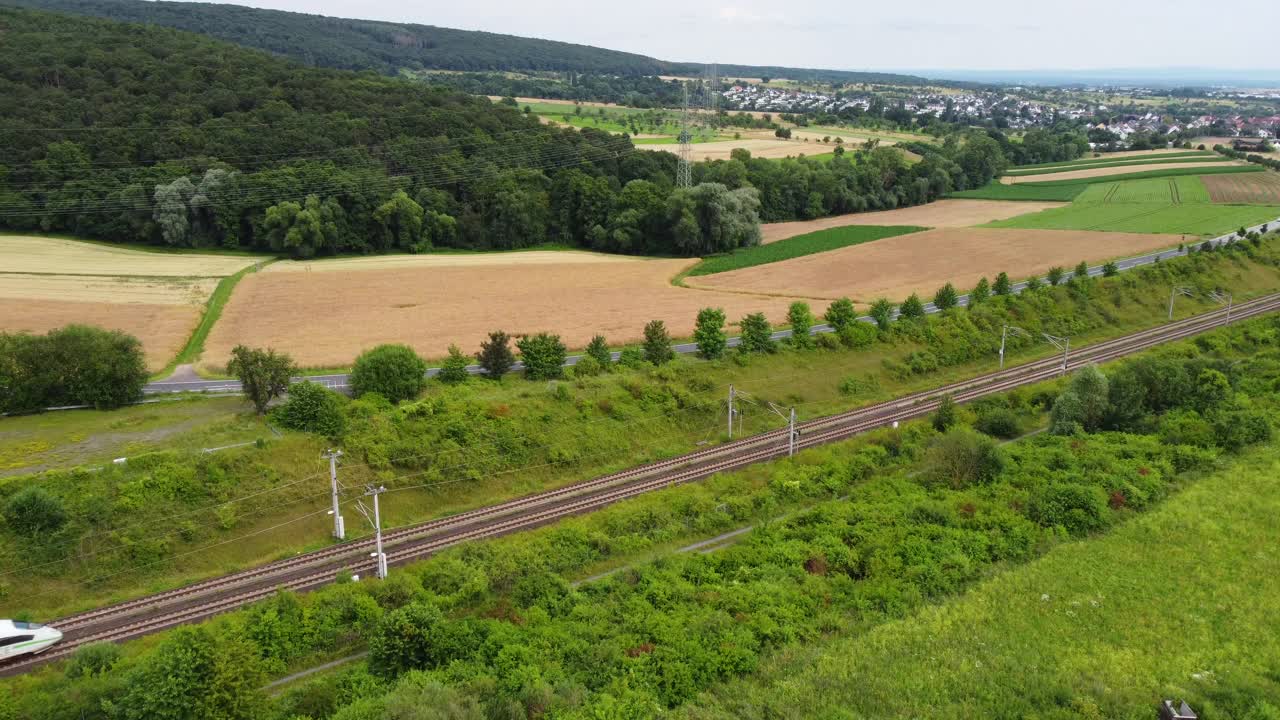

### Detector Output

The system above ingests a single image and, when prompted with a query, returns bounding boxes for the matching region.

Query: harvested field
[0,274,216,304]
[205,254,803,370]
[759,200,1065,244]
[0,299,200,369]
[1003,161,1241,184]
[0,235,262,276]
[266,250,631,273]
[0,235,253,369]
[684,228,1182,302]
[1203,171,1280,204]
[647,137,831,162]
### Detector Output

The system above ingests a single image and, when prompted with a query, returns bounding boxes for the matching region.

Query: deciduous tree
[350,344,427,403]
[227,345,296,415]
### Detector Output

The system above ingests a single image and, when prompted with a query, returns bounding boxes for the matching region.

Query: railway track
[4,293,1279,676]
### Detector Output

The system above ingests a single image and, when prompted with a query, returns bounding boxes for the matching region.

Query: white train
[0,619,63,660]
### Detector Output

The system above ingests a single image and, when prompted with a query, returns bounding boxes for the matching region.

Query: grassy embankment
[153,259,277,379]
[9,313,1280,719]
[1,246,1276,620]
[684,439,1280,719]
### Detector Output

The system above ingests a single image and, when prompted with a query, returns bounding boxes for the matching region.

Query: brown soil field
[0,298,199,369]
[204,255,803,370]
[759,200,1066,244]
[1003,161,1241,184]
[1202,172,1280,204]
[685,228,1182,302]
[0,236,262,276]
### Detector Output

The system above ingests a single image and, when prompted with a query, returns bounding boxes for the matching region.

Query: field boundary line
[155,258,278,379]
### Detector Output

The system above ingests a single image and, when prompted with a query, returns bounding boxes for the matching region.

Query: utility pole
[356,485,388,579]
[323,449,345,540]
[1168,286,1193,321]
[767,402,797,457]
[727,385,736,439]
[1043,333,1070,375]
[1210,290,1233,322]
[789,407,797,457]
[999,324,1028,370]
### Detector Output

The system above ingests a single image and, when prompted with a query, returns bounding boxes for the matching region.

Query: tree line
[0,8,1087,261]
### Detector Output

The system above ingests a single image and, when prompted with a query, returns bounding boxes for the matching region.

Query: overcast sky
[205,0,1277,72]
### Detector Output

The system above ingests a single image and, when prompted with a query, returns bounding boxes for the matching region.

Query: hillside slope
[3,0,928,83]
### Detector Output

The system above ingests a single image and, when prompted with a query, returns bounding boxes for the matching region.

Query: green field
[1007,150,1216,173]
[1013,164,1261,187]
[1075,176,1211,204]
[948,182,1089,202]
[684,440,1280,719]
[952,165,1265,203]
[684,225,926,276]
[985,201,1280,235]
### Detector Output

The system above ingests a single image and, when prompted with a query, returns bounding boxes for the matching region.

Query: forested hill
[0,7,1021,259]
[3,0,929,84]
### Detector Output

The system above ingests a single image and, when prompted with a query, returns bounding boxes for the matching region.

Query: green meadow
[684,439,1280,719]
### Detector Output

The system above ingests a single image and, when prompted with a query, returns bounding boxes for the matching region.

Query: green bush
[476,331,515,379]
[65,642,123,679]
[923,427,1004,489]
[836,322,877,349]
[3,486,67,537]
[573,354,604,377]
[868,298,895,330]
[738,313,774,353]
[585,334,612,368]
[1028,482,1109,535]
[824,297,858,333]
[0,325,148,412]
[643,320,675,365]
[350,344,427,403]
[437,345,470,384]
[517,332,567,380]
[694,308,727,360]
[898,293,926,320]
[273,381,346,437]
[975,407,1021,439]
[787,302,815,348]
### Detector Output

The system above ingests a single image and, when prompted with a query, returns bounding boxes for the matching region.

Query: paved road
[143,219,1279,396]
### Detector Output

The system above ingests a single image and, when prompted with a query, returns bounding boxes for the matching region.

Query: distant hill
[3,0,929,84]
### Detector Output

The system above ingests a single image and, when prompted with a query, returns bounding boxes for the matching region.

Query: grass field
[1006,161,1241,184]
[204,252,803,370]
[0,397,267,476]
[686,225,925,276]
[1074,176,1212,204]
[1006,151,1216,174]
[948,182,1090,202]
[952,166,1266,203]
[684,441,1280,719]
[758,200,1066,244]
[986,201,1280,235]
[1010,164,1262,187]
[0,236,271,369]
[684,227,1182,302]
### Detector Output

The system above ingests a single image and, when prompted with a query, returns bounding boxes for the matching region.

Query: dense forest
[0,8,1032,259]
[6,0,930,86]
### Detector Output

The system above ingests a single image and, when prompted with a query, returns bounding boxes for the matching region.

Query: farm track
[4,294,1280,676]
